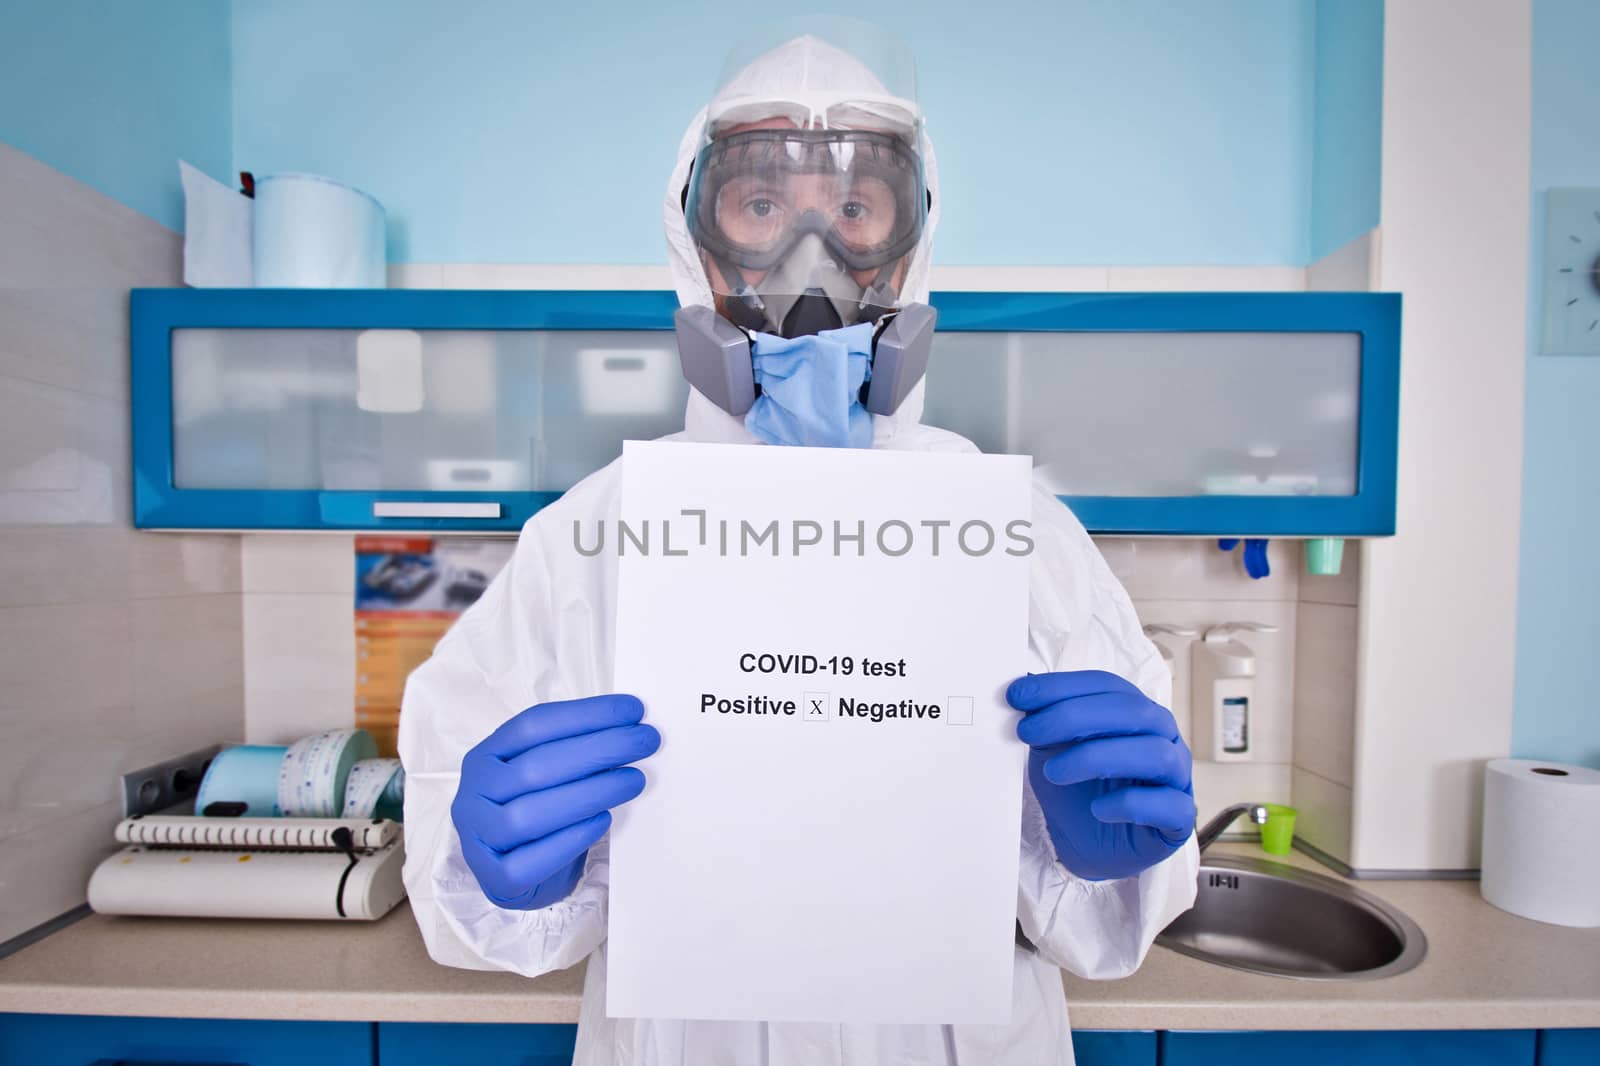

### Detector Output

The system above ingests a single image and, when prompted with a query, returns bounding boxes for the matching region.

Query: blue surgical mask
[743,322,875,449]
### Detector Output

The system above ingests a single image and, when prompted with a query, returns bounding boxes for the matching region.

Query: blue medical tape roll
[342,757,406,821]
[194,744,289,817]
[276,729,379,817]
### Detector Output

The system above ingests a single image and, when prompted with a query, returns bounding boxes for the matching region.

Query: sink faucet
[1196,803,1269,852]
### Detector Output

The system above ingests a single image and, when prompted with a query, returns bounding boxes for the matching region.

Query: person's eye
[839,201,866,220]
[747,198,776,217]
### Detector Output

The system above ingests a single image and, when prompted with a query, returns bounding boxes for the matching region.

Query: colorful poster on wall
[355,536,514,755]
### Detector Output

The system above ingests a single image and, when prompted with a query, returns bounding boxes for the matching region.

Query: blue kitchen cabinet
[375,1022,1143,1065]
[131,289,1400,537]
[376,1022,577,1066]
[1540,1029,1600,1065]
[1161,1029,1537,1065]
[1071,1028,1156,1065]
[0,1013,372,1066]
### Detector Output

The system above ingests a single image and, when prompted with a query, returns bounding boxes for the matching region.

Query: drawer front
[0,1014,372,1066]
[377,1023,577,1066]
[1071,1029,1157,1065]
[1539,1029,1600,1066]
[1162,1029,1536,1066]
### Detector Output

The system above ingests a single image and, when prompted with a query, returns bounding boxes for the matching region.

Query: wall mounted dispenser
[1143,623,1199,743]
[1191,622,1278,762]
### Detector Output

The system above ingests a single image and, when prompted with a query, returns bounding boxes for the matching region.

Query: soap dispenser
[1143,623,1198,742]
[1190,622,1278,762]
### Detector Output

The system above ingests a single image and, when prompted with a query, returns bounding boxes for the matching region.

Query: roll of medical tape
[342,757,405,820]
[276,729,379,817]
[194,744,289,817]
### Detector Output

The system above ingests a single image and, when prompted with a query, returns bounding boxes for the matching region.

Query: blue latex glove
[745,322,875,448]
[451,694,660,910]
[1217,538,1272,579]
[1007,671,1195,881]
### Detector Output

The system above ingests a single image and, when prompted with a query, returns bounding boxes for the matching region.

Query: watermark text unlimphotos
[573,509,1034,559]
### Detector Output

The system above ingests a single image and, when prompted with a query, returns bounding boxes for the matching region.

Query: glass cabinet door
[924,291,1399,536]
[132,289,688,529]
[922,330,1361,498]
[170,327,687,494]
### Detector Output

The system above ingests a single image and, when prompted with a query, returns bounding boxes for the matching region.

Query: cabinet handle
[371,501,502,519]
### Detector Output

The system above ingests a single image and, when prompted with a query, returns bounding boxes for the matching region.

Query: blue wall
[0,3,1382,264]
[1512,0,1600,769]
[0,1,231,232]
[1309,0,1383,260]
[231,1,1322,266]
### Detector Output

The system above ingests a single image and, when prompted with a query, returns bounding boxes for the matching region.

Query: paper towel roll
[1480,758,1600,927]
[253,173,386,288]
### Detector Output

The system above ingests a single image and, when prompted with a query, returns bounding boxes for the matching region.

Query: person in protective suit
[400,22,1199,1066]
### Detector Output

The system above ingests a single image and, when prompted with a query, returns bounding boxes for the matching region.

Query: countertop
[0,844,1596,1030]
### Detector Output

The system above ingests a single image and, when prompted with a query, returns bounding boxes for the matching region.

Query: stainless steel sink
[1156,854,1427,980]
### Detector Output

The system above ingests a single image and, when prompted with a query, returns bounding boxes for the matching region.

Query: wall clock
[1541,187,1600,356]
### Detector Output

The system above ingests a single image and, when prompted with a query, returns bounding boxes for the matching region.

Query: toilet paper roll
[276,729,379,818]
[1480,758,1600,927]
[194,744,289,817]
[253,173,386,288]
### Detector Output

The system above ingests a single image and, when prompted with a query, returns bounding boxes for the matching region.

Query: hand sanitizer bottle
[1191,622,1277,762]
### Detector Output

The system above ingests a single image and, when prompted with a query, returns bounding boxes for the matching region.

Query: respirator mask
[676,127,936,418]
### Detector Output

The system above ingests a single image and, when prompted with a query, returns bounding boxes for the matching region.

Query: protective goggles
[685,129,926,274]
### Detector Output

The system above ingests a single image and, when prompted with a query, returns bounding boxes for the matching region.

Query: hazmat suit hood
[663,34,941,445]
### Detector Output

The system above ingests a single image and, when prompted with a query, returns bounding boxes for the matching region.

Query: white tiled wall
[1290,765,1354,861]
[241,534,357,744]
[1103,537,1303,824]
[0,142,244,943]
[1293,542,1362,864]
[1295,604,1359,784]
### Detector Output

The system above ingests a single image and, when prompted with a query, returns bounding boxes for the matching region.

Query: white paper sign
[607,441,1033,1025]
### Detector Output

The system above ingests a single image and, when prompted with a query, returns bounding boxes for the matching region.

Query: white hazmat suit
[401,35,1198,1066]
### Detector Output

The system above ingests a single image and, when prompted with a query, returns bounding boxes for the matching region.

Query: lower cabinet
[0,1014,372,1066]
[376,1022,578,1066]
[1540,1029,1600,1066]
[1072,1029,1157,1065]
[0,1014,1590,1066]
[376,1023,1157,1064]
[1161,1029,1538,1066]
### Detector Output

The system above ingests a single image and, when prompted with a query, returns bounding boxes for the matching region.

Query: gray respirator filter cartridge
[673,302,937,419]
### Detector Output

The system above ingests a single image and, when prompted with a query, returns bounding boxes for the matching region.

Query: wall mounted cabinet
[132,289,1399,535]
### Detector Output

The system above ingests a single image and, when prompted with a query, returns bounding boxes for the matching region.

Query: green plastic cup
[1305,537,1345,576]
[1259,803,1298,855]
